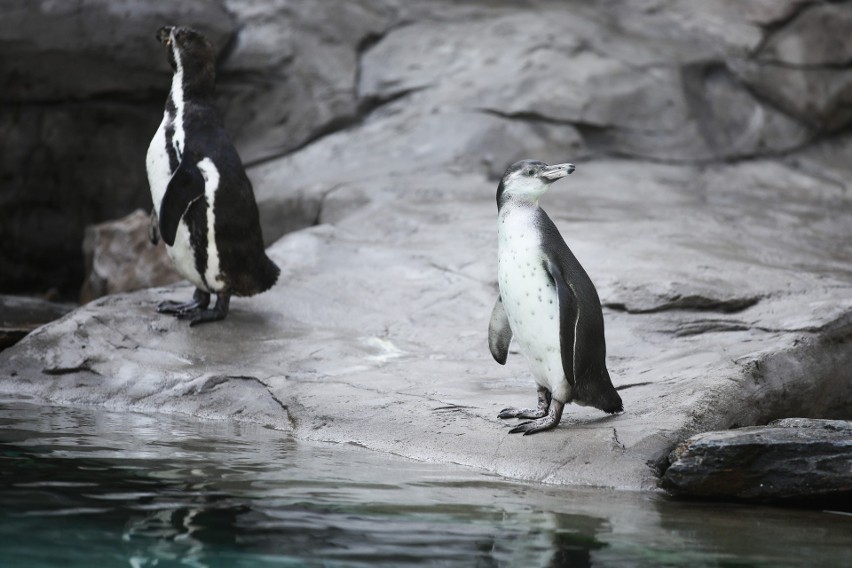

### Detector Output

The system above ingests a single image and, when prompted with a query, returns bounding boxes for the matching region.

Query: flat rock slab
[1,155,850,491]
[661,419,852,504]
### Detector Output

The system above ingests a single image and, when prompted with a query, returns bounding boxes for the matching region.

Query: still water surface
[1,399,849,567]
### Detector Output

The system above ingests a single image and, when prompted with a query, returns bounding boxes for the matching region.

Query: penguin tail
[255,254,281,294]
[574,367,624,414]
[231,254,280,297]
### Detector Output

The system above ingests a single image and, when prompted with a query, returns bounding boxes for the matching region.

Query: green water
[0,399,849,567]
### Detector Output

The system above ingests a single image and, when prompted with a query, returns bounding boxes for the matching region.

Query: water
[0,399,849,568]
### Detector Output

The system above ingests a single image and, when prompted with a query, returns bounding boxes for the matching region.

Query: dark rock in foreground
[661,419,852,505]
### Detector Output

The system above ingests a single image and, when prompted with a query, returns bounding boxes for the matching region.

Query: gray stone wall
[3,0,850,299]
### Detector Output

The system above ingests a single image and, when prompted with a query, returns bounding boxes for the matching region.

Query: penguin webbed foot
[158,289,211,315]
[177,293,230,326]
[508,400,565,436]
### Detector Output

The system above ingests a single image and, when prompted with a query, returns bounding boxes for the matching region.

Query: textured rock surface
[2,153,850,489]
[661,419,852,503]
[80,209,181,304]
[1,1,851,489]
[4,0,851,298]
[0,295,74,352]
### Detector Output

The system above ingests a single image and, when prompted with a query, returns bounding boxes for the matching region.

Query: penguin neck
[499,197,541,215]
[172,70,215,102]
[171,50,216,104]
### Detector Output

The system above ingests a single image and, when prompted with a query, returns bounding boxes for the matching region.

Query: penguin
[488,160,623,435]
[146,26,279,326]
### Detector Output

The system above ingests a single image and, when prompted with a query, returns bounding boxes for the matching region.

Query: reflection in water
[0,400,850,567]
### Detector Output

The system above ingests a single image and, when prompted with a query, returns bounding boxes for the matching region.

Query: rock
[1,155,849,490]
[80,209,182,304]
[358,8,810,164]
[739,0,814,27]
[4,0,850,298]
[730,62,852,133]
[1,0,852,490]
[594,0,767,57]
[216,0,397,164]
[0,102,168,298]
[757,3,852,67]
[730,3,852,132]
[0,0,236,101]
[0,295,74,352]
[661,419,852,504]
[250,104,586,243]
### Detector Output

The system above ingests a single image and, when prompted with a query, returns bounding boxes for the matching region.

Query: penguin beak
[540,163,575,182]
[157,26,174,47]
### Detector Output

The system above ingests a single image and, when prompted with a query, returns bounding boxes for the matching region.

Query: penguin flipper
[546,258,623,413]
[159,156,205,246]
[543,258,577,390]
[488,296,512,365]
[148,207,161,245]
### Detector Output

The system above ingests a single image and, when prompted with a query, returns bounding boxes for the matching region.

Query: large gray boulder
[2,151,849,489]
[3,0,849,299]
[730,2,852,132]
[1,0,850,489]
[661,419,852,503]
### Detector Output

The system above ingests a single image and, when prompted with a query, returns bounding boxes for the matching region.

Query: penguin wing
[148,207,160,245]
[488,296,513,365]
[159,156,205,246]
[544,257,577,388]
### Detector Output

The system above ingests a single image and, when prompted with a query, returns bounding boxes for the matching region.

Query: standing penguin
[489,160,622,435]
[146,26,279,325]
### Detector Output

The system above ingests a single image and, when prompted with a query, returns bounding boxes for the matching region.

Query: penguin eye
[527,169,535,176]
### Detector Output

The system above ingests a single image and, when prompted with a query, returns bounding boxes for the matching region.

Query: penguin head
[156,26,216,87]
[496,160,575,207]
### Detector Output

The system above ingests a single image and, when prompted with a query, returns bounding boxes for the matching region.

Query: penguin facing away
[146,26,279,325]
[489,160,623,435]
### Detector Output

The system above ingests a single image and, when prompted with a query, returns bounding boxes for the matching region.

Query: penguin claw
[506,401,565,435]
[508,418,555,435]
[508,420,534,434]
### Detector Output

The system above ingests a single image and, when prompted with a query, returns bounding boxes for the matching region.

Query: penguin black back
[536,209,622,414]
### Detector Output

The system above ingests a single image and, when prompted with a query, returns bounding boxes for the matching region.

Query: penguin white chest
[497,209,565,394]
[146,113,172,215]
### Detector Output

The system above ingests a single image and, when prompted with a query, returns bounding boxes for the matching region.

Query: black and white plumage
[489,160,623,435]
[146,26,279,325]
